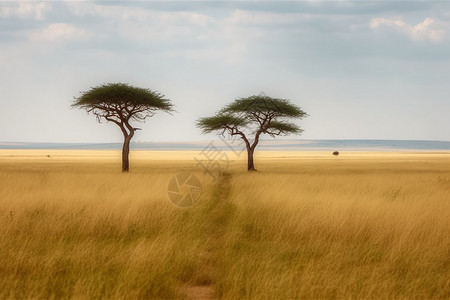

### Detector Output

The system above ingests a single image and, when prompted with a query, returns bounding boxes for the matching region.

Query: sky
[0,0,449,143]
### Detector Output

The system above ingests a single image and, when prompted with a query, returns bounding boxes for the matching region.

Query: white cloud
[62,2,252,64]
[0,2,50,20]
[63,2,214,44]
[370,17,445,42]
[30,23,93,42]
[65,2,213,26]
[143,9,269,65]
[227,9,309,25]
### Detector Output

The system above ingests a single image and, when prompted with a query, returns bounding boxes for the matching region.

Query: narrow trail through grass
[183,173,234,299]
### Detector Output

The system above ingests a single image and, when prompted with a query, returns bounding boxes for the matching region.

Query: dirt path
[183,173,234,299]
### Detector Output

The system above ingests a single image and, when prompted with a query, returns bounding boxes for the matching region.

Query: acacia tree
[197,95,307,171]
[73,83,174,172]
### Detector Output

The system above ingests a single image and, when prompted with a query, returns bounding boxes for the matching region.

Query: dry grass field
[0,149,449,299]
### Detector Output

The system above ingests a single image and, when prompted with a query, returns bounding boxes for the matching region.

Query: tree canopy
[72,83,174,124]
[199,95,306,136]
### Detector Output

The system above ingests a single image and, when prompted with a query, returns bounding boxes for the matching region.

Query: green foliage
[197,115,248,134]
[72,83,174,123]
[197,94,307,138]
[73,83,173,111]
[265,120,303,136]
[222,95,307,118]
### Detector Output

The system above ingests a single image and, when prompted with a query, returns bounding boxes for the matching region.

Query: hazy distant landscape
[2,139,450,151]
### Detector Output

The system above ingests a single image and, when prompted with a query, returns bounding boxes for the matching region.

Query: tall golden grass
[0,150,449,299]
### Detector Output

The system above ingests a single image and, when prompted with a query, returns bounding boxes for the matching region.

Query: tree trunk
[122,135,131,172]
[120,121,135,173]
[237,133,256,171]
[247,148,256,171]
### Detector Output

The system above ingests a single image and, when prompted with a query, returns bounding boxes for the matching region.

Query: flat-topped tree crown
[73,83,174,172]
[223,95,306,118]
[73,83,173,123]
[197,94,308,171]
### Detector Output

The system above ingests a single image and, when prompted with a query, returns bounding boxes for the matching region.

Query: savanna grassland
[0,150,449,299]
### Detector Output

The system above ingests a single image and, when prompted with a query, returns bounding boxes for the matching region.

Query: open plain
[0,150,449,299]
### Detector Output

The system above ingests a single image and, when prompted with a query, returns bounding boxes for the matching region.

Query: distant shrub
[333,151,339,156]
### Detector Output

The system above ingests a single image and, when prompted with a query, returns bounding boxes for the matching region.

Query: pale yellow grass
[219,152,450,299]
[0,150,449,299]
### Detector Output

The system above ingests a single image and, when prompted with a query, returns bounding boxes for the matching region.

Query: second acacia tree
[197,95,307,171]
